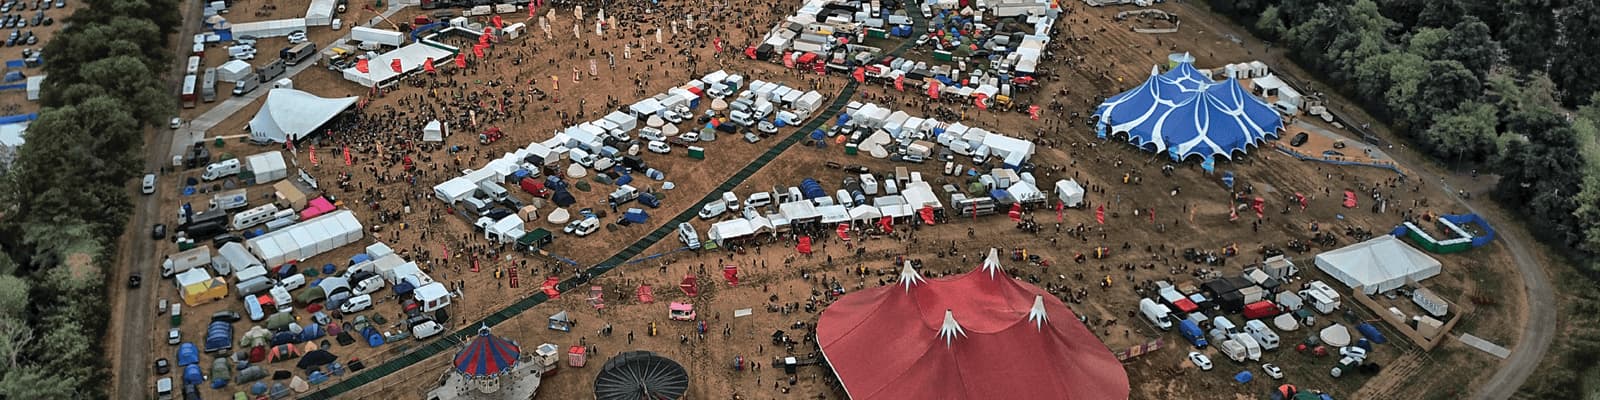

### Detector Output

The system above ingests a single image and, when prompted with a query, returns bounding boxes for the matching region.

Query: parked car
[210,310,241,323]
[331,18,342,30]
[156,377,173,400]
[1187,351,1212,371]
[142,173,157,195]
[1290,132,1309,147]
[128,271,142,288]
[287,31,307,44]
[169,117,182,129]
[150,223,166,240]
[166,328,180,345]
[1262,363,1284,379]
[572,218,600,237]
[154,358,170,375]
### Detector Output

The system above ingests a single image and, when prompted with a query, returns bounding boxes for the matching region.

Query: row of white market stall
[833,100,1038,168]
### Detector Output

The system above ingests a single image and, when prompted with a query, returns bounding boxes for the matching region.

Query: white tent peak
[248,89,359,144]
[938,309,966,347]
[1028,295,1049,330]
[898,261,925,292]
[1149,65,1160,76]
[979,248,1002,278]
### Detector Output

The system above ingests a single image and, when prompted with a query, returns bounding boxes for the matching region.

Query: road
[107,0,203,397]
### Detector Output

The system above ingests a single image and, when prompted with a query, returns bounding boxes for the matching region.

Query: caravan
[230,204,280,231]
[201,159,242,181]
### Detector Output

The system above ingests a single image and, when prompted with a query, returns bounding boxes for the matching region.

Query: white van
[339,294,373,313]
[647,140,671,154]
[411,318,445,339]
[722,192,740,211]
[277,273,306,291]
[639,127,666,142]
[1212,316,1239,334]
[573,218,600,237]
[744,192,773,209]
[1140,298,1173,330]
[677,223,701,250]
[269,286,293,313]
[835,189,853,207]
[231,203,280,231]
[354,275,385,295]
[697,201,727,220]
[142,174,157,195]
[569,148,596,167]
[201,159,241,181]
[235,276,273,297]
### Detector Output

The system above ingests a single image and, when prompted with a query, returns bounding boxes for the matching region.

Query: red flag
[307,145,318,166]
[974,93,988,110]
[1096,205,1106,224]
[1029,105,1040,120]
[1149,208,1156,223]
[919,206,937,225]
[355,58,369,73]
[342,146,352,166]
[473,44,486,58]
[1296,192,1308,210]
[713,37,723,52]
[927,80,940,98]
[723,265,739,286]
[390,58,403,73]
[971,202,978,221]
[455,52,467,68]
[441,244,450,259]
[836,223,850,241]
[852,67,865,83]
[894,75,905,91]
[528,4,536,18]
[1055,201,1064,222]
[1009,203,1022,222]
[424,57,436,73]
[878,216,893,233]
[492,15,504,29]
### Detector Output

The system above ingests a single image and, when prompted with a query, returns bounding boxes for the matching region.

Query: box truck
[162,246,213,278]
[281,42,318,66]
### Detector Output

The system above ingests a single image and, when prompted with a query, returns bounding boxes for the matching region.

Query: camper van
[1139,298,1174,330]
[1245,320,1281,350]
[230,204,280,231]
[236,276,272,298]
[269,286,293,313]
[859,174,879,195]
[1212,316,1240,334]
[201,159,242,181]
[721,192,741,211]
[210,189,249,211]
[677,223,701,250]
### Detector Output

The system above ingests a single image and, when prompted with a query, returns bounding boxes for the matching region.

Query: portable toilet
[687,146,705,160]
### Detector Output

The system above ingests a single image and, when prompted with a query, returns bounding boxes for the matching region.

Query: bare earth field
[133,1,1522,399]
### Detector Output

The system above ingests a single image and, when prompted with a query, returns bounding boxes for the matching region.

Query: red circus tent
[817,251,1129,400]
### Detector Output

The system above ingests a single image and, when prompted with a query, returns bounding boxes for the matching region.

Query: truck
[162,246,213,278]
[1218,339,1248,363]
[351,26,405,48]
[281,43,318,66]
[1139,298,1173,330]
[210,189,249,211]
[1177,319,1208,348]
[1230,332,1263,361]
[180,74,198,108]
[201,68,217,102]
[1244,320,1281,351]
[258,59,286,82]
[233,73,259,95]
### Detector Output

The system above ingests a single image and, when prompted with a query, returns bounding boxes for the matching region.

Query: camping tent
[248,89,359,144]
[1314,235,1441,294]
[816,254,1128,400]
[1093,64,1283,161]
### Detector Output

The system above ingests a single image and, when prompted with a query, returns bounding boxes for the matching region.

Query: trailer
[281,42,318,66]
[351,26,405,47]
[181,74,198,108]
[201,68,217,103]
[163,246,214,278]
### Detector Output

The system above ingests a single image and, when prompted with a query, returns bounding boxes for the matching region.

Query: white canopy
[248,89,358,144]
[708,219,756,244]
[246,210,363,267]
[340,43,456,87]
[245,151,289,183]
[1054,179,1084,207]
[423,120,445,142]
[1006,181,1046,204]
[1314,235,1441,295]
[848,205,882,222]
[818,205,850,224]
[779,200,821,222]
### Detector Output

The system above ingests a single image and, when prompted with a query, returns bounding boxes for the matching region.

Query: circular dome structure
[593,351,689,400]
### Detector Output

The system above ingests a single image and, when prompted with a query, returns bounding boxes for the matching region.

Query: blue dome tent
[1094,62,1285,162]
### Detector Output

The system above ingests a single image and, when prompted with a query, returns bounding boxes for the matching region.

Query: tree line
[1207,0,1600,395]
[0,0,179,396]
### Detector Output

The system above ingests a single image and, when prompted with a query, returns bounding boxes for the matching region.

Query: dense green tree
[1552,0,1600,105]
[0,368,77,398]
[1574,174,1600,254]
[1498,0,1558,74]
[1439,18,1497,79]
[1425,102,1500,163]
[1415,0,1464,28]
[1254,6,1286,39]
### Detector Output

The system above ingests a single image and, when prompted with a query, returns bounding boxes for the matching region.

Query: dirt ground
[0,0,86,115]
[137,1,1525,399]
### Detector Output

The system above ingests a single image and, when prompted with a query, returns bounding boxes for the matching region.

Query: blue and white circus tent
[1093,61,1284,162]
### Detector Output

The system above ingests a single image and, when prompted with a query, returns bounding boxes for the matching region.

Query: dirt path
[107,0,204,398]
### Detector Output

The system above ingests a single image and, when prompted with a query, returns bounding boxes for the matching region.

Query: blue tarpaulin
[621,208,649,224]
[177,343,200,366]
[1355,323,1388,345]
[0,113,37,125]
[1233,371,1253,383]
